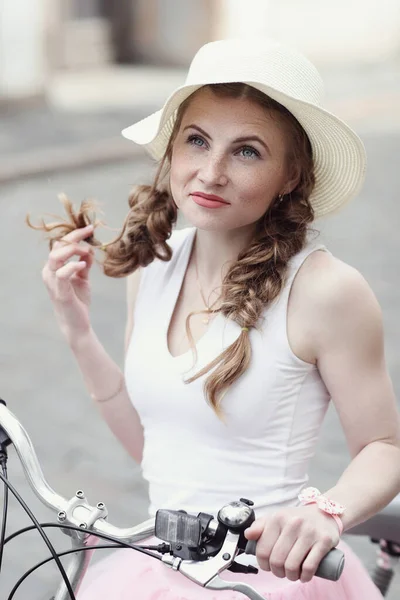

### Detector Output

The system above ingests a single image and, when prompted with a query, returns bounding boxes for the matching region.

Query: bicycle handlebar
[0,402,155,544]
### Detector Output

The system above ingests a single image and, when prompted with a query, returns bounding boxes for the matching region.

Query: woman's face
[170,88,295,233]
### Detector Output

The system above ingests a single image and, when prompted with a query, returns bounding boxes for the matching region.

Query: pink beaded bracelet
[298,487,345,535]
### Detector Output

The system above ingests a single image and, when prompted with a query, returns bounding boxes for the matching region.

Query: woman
[32,39,399,599]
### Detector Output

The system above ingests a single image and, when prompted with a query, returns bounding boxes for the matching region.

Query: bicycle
[0,399,398,599]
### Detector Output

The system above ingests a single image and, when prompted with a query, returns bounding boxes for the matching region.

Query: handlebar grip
[245,541,345,581]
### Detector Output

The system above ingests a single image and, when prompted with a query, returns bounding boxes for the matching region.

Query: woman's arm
[71,268,144,463]
[245,252,400,582]
[309,256,400,529]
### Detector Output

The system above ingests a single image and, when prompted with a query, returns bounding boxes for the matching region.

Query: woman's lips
[190,192,229,209]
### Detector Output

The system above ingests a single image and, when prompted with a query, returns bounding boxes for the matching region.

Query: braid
[185,195,314,415]
[102,184,177,277]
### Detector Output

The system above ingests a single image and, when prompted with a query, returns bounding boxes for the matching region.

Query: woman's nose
[198,153,228,187]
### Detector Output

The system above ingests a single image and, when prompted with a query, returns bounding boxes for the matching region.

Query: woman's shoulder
[296,251,373,303]
[292,250,382,335]
[288,250,382,364]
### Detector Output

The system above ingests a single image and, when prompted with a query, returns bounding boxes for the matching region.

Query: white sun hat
[122,38,367,218]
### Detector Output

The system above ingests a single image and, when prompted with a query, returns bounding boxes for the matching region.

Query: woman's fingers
[280,537,315,581]
[47,243,92,272]
[53,261,87,300]
[77,249,94,279]
[268,523,301,579]
[53,224,94,246]
[39,226,94,337]
[300,539,333,583]
[247,517,281,573]
[44,225,95,281]
[245,517,266,541]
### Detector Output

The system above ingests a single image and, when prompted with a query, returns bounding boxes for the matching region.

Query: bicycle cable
[0,472,76,600]
[0,456,9,573]
[3,521,165,599]
[8,539,167,600]
[4,522,167,557]
[7,543,120,600]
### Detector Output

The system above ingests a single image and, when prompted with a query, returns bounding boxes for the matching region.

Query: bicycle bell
[217,498,255,532]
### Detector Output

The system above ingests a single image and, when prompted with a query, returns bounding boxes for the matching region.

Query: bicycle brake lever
[206,574,266,600]
[162,529,239,584]
[162,529,265,599]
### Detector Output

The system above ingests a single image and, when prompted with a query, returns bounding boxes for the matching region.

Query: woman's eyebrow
[183,124,270,154]
[183,124,211,139]
[234,135,271,155]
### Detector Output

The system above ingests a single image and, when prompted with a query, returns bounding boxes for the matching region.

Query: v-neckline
[164,227,222,362]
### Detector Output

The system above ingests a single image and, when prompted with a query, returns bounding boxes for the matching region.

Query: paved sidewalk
[0,60,399,183]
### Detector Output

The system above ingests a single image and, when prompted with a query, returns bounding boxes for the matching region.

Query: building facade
[0,0,399,103]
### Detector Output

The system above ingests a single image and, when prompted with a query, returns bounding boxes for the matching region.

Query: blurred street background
[0,0,399,598]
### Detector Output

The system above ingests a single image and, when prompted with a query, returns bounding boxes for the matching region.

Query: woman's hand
[244,504,340,583]
[42,225,95,344]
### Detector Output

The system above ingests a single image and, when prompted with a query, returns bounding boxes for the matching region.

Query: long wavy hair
[27,83,315,416]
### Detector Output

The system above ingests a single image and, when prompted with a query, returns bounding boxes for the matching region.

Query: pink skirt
[77,538,382,600]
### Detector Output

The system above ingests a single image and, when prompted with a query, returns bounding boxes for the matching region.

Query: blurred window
[70,0,109,20]
[57,0,113,67]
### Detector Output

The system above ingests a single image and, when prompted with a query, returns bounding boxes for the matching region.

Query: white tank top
[125,227,330,518]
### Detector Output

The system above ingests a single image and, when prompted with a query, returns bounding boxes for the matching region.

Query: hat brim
[122,82,366,218]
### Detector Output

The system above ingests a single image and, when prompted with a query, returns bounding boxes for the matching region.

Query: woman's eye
[238,146,260,159]
[187,134,206,148]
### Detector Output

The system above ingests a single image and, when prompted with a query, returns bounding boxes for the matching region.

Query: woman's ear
[283,163,302,196]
